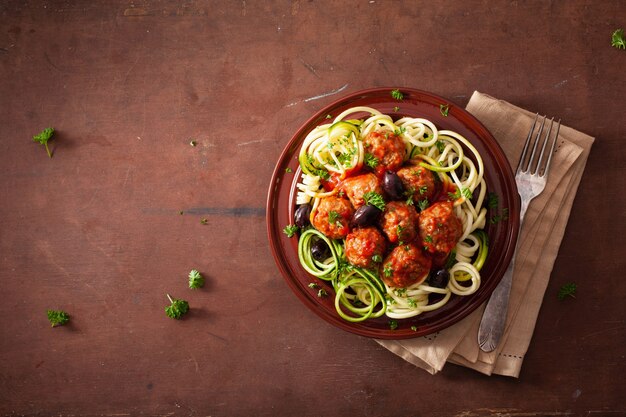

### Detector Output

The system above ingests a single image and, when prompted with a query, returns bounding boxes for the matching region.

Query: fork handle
[477,201,528,353]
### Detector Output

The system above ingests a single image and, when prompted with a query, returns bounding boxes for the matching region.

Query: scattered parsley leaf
[372,254,382,263]
[417,199,429,211]
[200,218,208,225]
[389,319,398,330]
[418,185,428,195]
[487,192,499,209]
[47,309,70,327]
[33,127,55,158]
[391,89,404,100]
[383,264,393,277]
[317,288,328,298]
[440,104,450,117]
[308,282,319,289]
[462,187,473,200]
[364,153,379,169]
[325,114,333,119]
[612,28,625,50]
[165,294,189,319]
[189,140,197,147]
[424,235,433,243]
[394,126,406,136]
[285,167,292,173]
[490,207,509,224]
[435,140,445,153]
[188,269,204,289]
[410,325,418,331]
[283,224,299,237]
[363,191,385,211]
[328,210,341,225]
[557,283,577,300]
[393,106,400,112]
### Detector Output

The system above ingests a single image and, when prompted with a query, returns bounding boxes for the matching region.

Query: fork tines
[518,114,561,177]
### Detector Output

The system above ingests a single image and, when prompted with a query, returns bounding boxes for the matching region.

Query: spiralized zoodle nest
[294,106,489,324]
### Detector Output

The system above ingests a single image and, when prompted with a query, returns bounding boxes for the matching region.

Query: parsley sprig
[33,127,55,158]
[165,294,189,319]
[557,283,577,300]
[612,28,625,50]
[391,89,404,100]
[47,309,70,327]
[363,191,385,211]
[188,269,205,289]
[283,224,299,237]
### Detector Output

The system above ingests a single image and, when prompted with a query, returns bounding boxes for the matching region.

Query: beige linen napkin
[377,91,595,377]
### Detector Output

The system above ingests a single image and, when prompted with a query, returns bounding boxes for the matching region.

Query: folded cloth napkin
[376,91,595,377]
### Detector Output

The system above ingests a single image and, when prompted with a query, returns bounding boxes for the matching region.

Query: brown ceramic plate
[266,87,519,339]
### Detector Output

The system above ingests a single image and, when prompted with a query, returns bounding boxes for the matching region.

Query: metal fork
[477,114,561,353]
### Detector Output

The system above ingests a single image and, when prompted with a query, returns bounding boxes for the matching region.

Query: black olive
[311,238,330,261]
[383,170,404,200]
[428,269,450,288]
[294,204,312,228]
[351,204,381,227]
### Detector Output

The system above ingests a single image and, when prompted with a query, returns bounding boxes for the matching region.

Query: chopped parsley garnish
[445,249,457,269]
[372,254,382,263]
[317,288,328,298]
[424,235,433,243]
[462,187,473,200]
[363,191,385,211]
[435,140,445,153]
[612,28,625,50]
[328,210,341,225]
[364,153,379,169]
[407,298,417,308]
[283,224,299,237]
[383,265,393,277]
[390,89,404,100]
[417,199,429,211]
[410,325,418,331]
[490,208,509,224]
[200,218,208,225]
[325,114,333,119]
[285,167,292,173]
[557,282,577,300]
[389,320,398,330]
[419,185,428,195]
[47,309,70,327]
[487,192,499,208]
[308,282,320,289]
[393,106,400,112]
[394,126,406,136]
[33,127,55,158]
[440,104,450,116]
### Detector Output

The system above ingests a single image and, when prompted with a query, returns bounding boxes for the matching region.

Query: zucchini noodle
[294,106,489,324]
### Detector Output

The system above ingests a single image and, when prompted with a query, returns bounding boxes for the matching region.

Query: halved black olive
[351,204,381,227]
[428,269,450,288]
[294,204,312,228]
[383,170,404,200]
[311,238,330,261]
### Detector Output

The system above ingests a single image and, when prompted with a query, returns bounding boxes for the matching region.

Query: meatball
[381,242,432,288]
[380,201,419,244]
[340,173,383,209]
[344,227,387,269]
[397,165,438,203]
[418,201,463,257]
[311,196,354,239]
[363,131,405,173]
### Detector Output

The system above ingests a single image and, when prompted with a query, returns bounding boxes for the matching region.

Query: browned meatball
[363,131,405,173]
[381,242,432,288]
[418,201,463,257]
[311,196,354,239]
[380,201,418,244]
[340,173,383,209]
[344,227,387,269]
[397,165,438,203]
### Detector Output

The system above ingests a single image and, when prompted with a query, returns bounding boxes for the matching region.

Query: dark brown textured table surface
[1,1,624,416]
